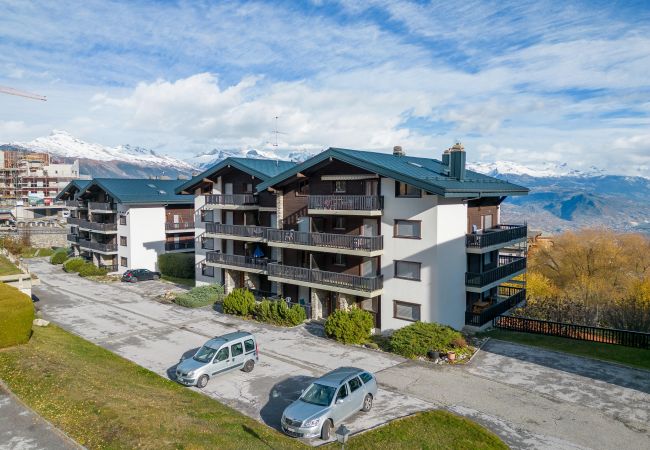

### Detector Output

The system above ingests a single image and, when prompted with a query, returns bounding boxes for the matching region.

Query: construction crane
[0,85,46,101]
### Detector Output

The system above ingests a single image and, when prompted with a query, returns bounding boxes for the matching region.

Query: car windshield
[193,345,217,363]
[300,383,336,407]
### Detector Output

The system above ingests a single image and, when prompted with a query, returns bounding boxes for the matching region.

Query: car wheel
[242,359,255,373]
[197,374,209,389]
[320,419,333,440]
[362,394,373,412]
[131,277,138,283]
[153,274,160,280]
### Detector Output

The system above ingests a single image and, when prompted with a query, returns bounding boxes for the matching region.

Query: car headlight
[303,418,321,427]
[187,370,196,377]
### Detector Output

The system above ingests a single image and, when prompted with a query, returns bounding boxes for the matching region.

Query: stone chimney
[393,145,405,157]
[449,142,466,180]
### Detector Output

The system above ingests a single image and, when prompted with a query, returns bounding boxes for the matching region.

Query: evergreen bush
[324,307,374,344]
[389,322,468,359]
[50,249,68,265]
[63,257,85,273]
[158,253,194,279]
[174,284,225,308]
[222,288,256,316]
[253,299,306,326]
[77,262,109,277]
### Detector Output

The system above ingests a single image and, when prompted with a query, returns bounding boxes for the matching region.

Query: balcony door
[360,257,376,277]
[365,180,378,196]
[362,219,377,236]
[224,183,233,195]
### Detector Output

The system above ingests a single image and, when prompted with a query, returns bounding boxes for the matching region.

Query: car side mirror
[336,398,344,404]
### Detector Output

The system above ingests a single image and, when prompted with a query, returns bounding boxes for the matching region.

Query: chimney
[393,145,405,157]
[449,142,466,180]
[442,148,451,166]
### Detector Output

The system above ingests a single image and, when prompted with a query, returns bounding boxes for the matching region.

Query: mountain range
[3,131,648,235]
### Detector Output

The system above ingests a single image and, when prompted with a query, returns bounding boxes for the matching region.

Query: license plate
[286,426,297,433]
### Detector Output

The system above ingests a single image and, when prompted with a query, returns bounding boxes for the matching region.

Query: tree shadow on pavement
[259,375,315,431]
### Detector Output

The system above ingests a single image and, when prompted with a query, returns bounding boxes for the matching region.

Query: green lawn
[0,325,507,450]
[161,274,195,287]
[0,255,22,276]
[481,330,650,371]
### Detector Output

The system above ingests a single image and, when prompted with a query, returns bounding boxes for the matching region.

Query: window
[231,342,243,357]
[120,257,128,267]
[119,215,126,225]
[395,181,421,198]
[481,214,493,230]
[348,377,362,393]
[297,180,309,196]
[334,253,346,266]
[215,347,229,362]
[244,339,255,353]
[201,264,214,277]
[120,236,127,246]
[484,252,492,265]
[200,209,213,223]
[334,180,346,193]
[244,183,253,193]
[394,260,421,281]
[394,220,421,239]
[334,217,345,230]
[336,384,348,401]
[394,300,421,322]
[201,237,214,250]
[359,372,373,384]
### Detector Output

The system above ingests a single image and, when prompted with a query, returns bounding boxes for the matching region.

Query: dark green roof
[175,157,296,193]
[257,148,529,198]
[84,178,193,204]
[55,179,92,200]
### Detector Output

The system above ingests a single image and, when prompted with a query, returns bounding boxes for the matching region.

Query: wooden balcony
[88,201,116,212]
[165,241,195,251]
[205,252,272,274]
[204,194,259,210]
[204,223,268,242]
[308,195,383,216]
[268,263,383,298]
[466,224,527,253]
[78,239,118,253]
[465,286,526,327]
[266,229,383,256]
[466,255,527,292]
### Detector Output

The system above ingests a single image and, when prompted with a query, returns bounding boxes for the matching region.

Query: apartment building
[175,157,296,290]
[57,178,195,273]
[182,145,528,332]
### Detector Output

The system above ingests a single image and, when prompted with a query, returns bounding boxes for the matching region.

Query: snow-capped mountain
[191,147,314,169]
[468,161,607,178]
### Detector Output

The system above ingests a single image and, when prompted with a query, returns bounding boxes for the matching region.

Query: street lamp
[335,424,350,449]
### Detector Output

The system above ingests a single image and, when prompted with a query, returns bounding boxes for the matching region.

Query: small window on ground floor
[201,264,214,277]
[120,257,128,267]
[393,300,421,322]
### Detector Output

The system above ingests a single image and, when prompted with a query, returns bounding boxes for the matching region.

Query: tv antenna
[270,115,287,147]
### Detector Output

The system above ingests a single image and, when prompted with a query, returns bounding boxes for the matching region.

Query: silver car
[175,331,258,388]
[281,367,378,440]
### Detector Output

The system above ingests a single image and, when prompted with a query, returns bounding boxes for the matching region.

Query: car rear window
[244,339,255,353]
[359,372,373,384]
[348,376,362,392]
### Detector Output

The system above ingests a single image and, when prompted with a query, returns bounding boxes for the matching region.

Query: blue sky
[1,0,649,176]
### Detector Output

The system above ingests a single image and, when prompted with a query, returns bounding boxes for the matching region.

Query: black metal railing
[266,229,383,252]
[205,194,257,206]
[268,263,383,293]
[165,221,195,230]
[165,241,195,251]
[99,264,118,273]
[465,286,526,326]
[206,252,272,271]
[78,240,118,252]
[308,195,383,212]
[466,224,527,249]
[493,316,650,349]
[66,233,79,243]
[205,223,268,239]
[88,201,116,211]
[466,255,526,288]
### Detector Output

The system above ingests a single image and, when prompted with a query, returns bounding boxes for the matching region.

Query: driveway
[29,259,650,449]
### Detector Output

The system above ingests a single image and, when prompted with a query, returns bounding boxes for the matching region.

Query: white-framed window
[393,300,421,322]
[394,260,421,281]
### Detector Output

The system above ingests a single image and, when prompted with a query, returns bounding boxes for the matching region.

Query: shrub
[389,322,468,359]
[174,284,225,308]
[253,299,307,326]
[0,283,34,348]
[158,253,194,279]
[222,288,256,316]
[50,249,68,265]
[63,257,85,273]
[324,307,374,344]
[77,262,109,277]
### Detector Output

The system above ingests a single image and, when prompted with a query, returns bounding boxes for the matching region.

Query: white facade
[194,179,223,286]
[380,178,467,331]
[117,204,167,274]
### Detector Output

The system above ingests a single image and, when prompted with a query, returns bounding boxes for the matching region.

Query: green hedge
[78,262,109,277]
[63,257,85,273]
[324,307,374,344]
[0,283,34,348]
[50,249,68,265]
[254,299,306,326]
[174,284,225,308]
[222,288,256,316]
[158,253,194,279]
[389,322,468,359]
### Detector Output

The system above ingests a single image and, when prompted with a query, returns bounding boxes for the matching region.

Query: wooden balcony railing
[308,195,383,212]
[205,223,268,239]
[465,286,526,326]
[205,194,257,206]
[466,224,527,249]
[267,263,383,293]
[165,241,195,251]
[266,229,383,252]
[88,201,116,211]
[466,255,526,288]
[65,200,85,208]
[165,221,195,230]
[206,252,272,271]
[78,239,118,253]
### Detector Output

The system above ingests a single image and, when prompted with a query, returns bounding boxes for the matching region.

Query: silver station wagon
[281,367,378,440]
[175,331,258,388]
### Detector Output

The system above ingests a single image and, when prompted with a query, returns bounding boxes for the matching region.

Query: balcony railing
[268,263,383,293]
[206,252,272,271]
[165,241,195,251]
[99,264,118,273]
[466,255,527,288]
[88,201,116,212]
[165,221,195,230]
[266,229,383,252]
[308,195,383,212]
[78,239,118,253]
[67,233,79,243]
[72,219,117,232]
[465,286,526,326]
[65,200,85,208]
[466,224,527,249]
[205,194,257,206]
[205,223,268,239]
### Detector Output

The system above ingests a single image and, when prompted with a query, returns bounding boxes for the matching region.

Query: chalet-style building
[58,178,195,273]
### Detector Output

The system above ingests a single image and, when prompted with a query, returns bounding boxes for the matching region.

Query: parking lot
[30,260,431,445]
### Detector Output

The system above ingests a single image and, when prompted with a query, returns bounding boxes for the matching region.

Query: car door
[347,376,365,410]
[209,346,231,376]
[230,341,245,369]
[140,269,151,280]
[331,384,352,423]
